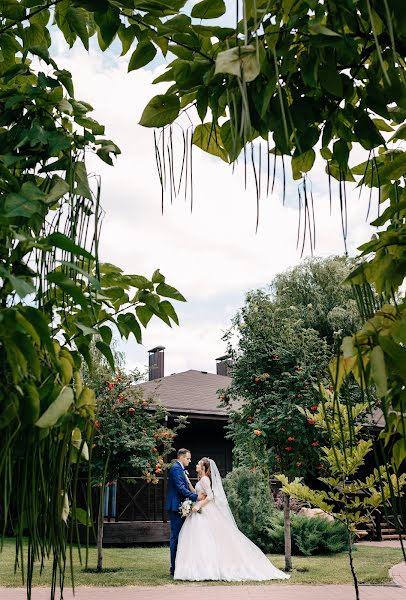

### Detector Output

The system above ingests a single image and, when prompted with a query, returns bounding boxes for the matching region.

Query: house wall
[100,416,234,525]
[168,416,233,477]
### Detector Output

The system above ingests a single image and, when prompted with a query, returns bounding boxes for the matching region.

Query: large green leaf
[4,193,42,218]
[75,116,105,135]
[59,261,100,289]
[44,176,70,203]
[136,304,153,327]
[95,340,115,370]
[370,346,387,398]
[291,149,315,180]
[134,0,187,15]
[0,265,35,298]
[74,161,92,199]
[118,24,138,56]
[191,0,226,19]
[377,152,406,184]
[117,313,142,343]
[139,94,180,127]
[318,65,343,97]
[158,14,191,34]
[332,140,350,169]
[94,7,120,50]
[308,23,341,37]
[75,321,99,336]
[47,271,90,310]
[215,45,260,82]
[43,232,94,260]
[354,115,385,151]
[389,123,406,141]
[160,300,179,325]
[156,282,186,302]
[192,123,228,162]
[152,269,165,283]
[36,387,74,428]
[23,307,54,353]
[128,41,157,71]
[392,438,406,469]
[66,6,89,50]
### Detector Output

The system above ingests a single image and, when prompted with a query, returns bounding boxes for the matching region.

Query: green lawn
[0,539,403,587]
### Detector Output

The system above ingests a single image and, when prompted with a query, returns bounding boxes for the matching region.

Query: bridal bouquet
[179,500,202,517]
[179,499,193,517]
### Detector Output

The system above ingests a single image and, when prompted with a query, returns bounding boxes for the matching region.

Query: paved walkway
[358,540,406,588]
[0,584,405,600]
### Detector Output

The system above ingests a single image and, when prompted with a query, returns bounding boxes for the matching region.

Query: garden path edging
[390,561,406,588]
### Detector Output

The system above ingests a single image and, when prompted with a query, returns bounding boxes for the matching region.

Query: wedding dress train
[174,462,289,582]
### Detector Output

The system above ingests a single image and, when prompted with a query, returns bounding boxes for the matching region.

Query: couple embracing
[166,448,289,581]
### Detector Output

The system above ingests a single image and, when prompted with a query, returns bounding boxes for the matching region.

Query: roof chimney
[216,355,231,377]
[148,346,165,381]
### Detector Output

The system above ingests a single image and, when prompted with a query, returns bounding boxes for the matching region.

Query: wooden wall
[167,416,233,477]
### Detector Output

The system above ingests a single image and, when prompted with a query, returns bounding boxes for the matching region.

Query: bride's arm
[185,474,195,493]
[192,476,213,512]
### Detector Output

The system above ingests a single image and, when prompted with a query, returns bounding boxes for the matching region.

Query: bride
[174,457,290,581]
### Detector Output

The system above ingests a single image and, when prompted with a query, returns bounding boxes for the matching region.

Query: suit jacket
[166,461,198,512]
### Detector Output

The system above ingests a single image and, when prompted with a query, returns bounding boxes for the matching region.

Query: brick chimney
[215,355,231,377]
[148,346,165,380]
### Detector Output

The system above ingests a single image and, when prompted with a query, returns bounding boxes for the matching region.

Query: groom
[166,448,205,576]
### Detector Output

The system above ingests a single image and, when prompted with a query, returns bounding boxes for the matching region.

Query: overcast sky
[52,34,375,377]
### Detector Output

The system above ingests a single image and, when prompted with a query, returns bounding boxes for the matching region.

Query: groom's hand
[197,493,206,501]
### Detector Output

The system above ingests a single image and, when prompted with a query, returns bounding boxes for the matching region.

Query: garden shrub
[223,467,276,551]
[267,511,348,556]
[224,467,348,555]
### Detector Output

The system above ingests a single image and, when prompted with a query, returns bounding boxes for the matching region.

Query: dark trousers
[168,510,184,575]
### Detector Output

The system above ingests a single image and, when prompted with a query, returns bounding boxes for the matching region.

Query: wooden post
[97,452,110,571]
[97,485,104,571]
[283,492,292,572]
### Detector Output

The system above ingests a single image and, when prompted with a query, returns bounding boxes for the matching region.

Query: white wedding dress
[174,461,289,581]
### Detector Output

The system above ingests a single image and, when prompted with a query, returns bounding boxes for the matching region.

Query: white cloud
[51,40,375,374]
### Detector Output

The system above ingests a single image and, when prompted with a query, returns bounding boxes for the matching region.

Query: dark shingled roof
[134,370,233,417]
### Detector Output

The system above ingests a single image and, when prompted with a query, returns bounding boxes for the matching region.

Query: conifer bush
[224,467,348,555]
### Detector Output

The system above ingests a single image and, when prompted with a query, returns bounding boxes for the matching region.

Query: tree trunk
[283,492,292,572]
[97,454,110,572]
[347,529,360,600]
[97,485,104,572]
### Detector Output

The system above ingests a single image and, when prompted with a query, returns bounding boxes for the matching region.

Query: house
[139,347,234,477]
[101,347,235,544]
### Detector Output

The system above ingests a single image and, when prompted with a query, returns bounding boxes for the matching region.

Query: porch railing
[77,476,198,523]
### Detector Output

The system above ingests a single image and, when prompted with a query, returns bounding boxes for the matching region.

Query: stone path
[358,540,406,588]
[0,584,405,600]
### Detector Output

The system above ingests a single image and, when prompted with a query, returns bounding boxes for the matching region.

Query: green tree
[271,257,362,347]
[221,258,376,569]
[276,385,406,599]
[222,278,359,479]
[83,360,186,571]
[222,288,330,570]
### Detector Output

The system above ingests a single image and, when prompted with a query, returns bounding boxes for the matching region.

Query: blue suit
[166,461,198,575]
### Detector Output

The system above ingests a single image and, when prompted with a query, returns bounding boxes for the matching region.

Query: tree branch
[0,0,62,35]
[127,13,215,63]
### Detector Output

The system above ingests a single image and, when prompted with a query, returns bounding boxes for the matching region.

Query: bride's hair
[199,457,212,482]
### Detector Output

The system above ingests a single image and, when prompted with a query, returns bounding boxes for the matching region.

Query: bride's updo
[199,457,212,482]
